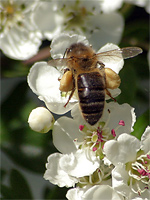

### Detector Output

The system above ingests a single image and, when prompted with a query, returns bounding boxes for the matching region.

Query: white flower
[44,152,78,188]
[141,126,150,153]
[28,107,54,133]
[32,0,124,49]
[27,33,124,115]
[101,0,150,14]
[103,127,150,199]
[100,0,123,13]
[66,184,124,200]
[66,186,88,200]
[52,115,114,186]
[44,148,100,188]
[31,1,63,40]
[50,33,89,59]
[52,117,83,154]
[52,102,136,155]
[104,133,140,165]
[0,0,42,60]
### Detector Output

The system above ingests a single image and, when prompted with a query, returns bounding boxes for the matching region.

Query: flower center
[78,115,125,157]
[127,151,150,195]
[78,122,108,157]
[78,160,113,187]
[60,1,92,32]
[0,0,25,33]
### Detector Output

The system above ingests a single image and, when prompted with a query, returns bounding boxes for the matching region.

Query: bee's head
[65,43,95,59]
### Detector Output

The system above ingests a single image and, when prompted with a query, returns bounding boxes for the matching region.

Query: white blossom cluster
[0,0,149,60]
[27,33,150,200]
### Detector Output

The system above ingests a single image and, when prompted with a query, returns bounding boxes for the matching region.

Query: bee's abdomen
[77,72,105,126]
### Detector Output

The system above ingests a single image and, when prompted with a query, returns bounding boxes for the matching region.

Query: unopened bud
[28,107,54,133]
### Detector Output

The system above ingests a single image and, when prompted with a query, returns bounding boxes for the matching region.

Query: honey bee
[48,43,142,126]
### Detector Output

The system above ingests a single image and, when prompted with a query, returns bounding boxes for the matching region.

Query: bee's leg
[63,48,69,58]
[97,61,105,69]
[59,70,74,92]
[58,68,70,81]
[58,69,75,107]
[64,87,75,107]
[105,68,121,89]
[105,89,116,102]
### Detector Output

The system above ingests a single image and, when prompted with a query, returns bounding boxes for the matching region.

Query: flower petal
[106,88,121,100]
[97,43,124,74]
[100,0,123,13]
[101,102,136,136]
[32,1,63,40]
[66,187,87,200]
[44,153,78,187]
[71,103,87,126]
[27,61,77,114]
[103,133,140,165]
[53,117,84,154]
[87,12,124,51]
[0,27,42,60]
[50,33,89,59]
[140,126,150,153]
[82,185,124,200]
[28,61,60,96]
[112,163,130,197]
[61,148,100,178]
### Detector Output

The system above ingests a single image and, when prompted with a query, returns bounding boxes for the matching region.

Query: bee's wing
[120,47,143,59]
[96,47,143,64]
[47,58,69,67]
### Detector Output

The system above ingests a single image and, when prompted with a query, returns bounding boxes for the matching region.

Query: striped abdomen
[77,72,105,126]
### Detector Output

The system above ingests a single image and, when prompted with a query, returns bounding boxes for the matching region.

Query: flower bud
[28,107,54,133]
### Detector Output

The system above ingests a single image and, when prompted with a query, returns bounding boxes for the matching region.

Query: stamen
[111,129,116,137]
[138,169,147,176]
[103,110,111,128]
[86,136,92,138]
[78,113,120,153]
[136,182,142,196]
[79,125,84,131]
[147,154,150,159]
[90,142,96,150]
[97,170,102,182]
[88,174,93,184]
[87,141,92,145]
[118,120,125,126]
[92,147,97,152]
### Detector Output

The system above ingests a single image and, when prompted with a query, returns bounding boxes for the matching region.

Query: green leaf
[1,130,56,173]
[44,186,68,199]
[0,169,7,181]
[131,110,149,139]
[117,64,137,104]
[10,169,33,199]
[1,80,28,123]
[0,184,13,199]
[1,57,29,78]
